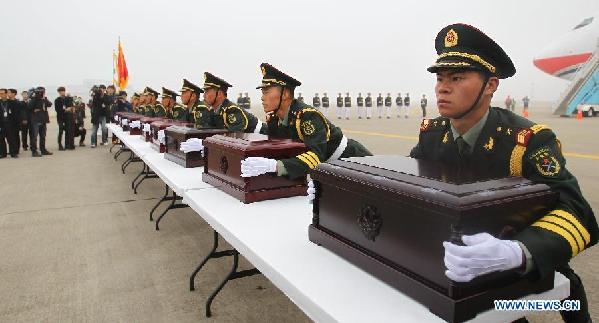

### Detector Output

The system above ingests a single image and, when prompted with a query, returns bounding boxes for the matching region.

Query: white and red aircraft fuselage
[534,14,599,80]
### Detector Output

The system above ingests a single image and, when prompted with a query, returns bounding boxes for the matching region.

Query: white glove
[443,232,523,282]
[307,180,316,203]
[240,157,277,177]
[121,119,128,126]
[180,138,203,153]
[114,115,119,122]
[130,120,141,129]
[157,130,166,144]
[143,123,151,133]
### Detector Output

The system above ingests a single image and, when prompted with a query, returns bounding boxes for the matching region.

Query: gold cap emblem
[261,66,266,76]
[445,29,458,48]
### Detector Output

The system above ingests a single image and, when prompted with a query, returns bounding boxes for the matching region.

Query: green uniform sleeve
[223,106,248,132]
[515,129,598,279]
[280,111,329,179]
[192,105,211,128]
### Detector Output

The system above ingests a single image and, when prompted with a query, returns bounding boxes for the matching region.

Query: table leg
[150,185,171,221]
[155,191,188,231]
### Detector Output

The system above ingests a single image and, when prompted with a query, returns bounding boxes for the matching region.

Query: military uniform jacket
[322,97,329,108]
[409,107,598,279]
[171,104,191,121]
[153,103,167,117]
[365,97,373,107]
[357,97,364,107]
[336,97,343,107]
[396,96,403,106]
[265,99,370,179]
[134,104,146,115]
[144,103,156,117]
[376,96,383,107]
[403,97,410,106]
[190,101,211,128]
[344,97,352,107]
[209,98,260,133]
[384,97,392,107]
[313,97,321,108]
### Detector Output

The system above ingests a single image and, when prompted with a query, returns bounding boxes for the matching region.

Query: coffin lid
[316,155,553,209]
[204,133,306,152]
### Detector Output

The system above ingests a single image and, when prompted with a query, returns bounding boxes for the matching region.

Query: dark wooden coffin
[202,133,309,203]
[118,112,137,131]
[309,155,559,323]
[127,114,143,135]
[150,120,191,153]
[164,126,229,168]
[140,117,164,142]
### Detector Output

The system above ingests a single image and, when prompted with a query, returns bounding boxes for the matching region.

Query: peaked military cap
[132,92,140,98]
[203,72,232,90]
[161,87,178,99]
[180,78,203,94]
[427,24,516,79]
[144,86,159,97]
[256,63,302,89]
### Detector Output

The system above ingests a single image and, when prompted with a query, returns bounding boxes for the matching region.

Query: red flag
[117,40,129,90]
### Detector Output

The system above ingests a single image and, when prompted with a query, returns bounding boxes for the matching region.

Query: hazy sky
[2,0,598,103]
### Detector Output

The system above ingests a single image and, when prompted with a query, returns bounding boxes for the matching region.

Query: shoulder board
[515,124,551,147]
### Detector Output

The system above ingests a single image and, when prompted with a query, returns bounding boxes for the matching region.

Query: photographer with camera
[105,85,117,122]
[90,85,109,148]
[27,86,53,157]
[112,91,132,115]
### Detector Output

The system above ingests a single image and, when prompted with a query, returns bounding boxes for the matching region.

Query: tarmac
[0,103,597,322]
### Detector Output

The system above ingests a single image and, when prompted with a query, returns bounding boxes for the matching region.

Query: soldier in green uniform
[244,92,251,110]
[143,87,159,117]
[175,78,203,122]
[376,93,384,119]
[236,93,244,109]
[365,92,373,119]
[321,92,329,116]
[411,24,597,323]
[240,63,372,180]
[336,93,343,119]
[158,87,177,117]
[131,93,140,112]
[343,92,351,120]
[133,92,145,114]
[395,92,403,118]
[384,93,392,119]
[202,72,263,133]
[313,93,321,109]
[357,93,364,119]
[297,92,304,103]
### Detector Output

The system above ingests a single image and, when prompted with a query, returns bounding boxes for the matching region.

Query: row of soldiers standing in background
[292,92,428,120]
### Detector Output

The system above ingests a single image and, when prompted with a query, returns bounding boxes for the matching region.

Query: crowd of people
[0,87,88,158]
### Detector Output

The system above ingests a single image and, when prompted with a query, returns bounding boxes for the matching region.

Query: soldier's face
[261,86,284,113]
[203,88,216,105]
[435,70,496,118]
[132,97,139,105]
[181,91,191,104]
